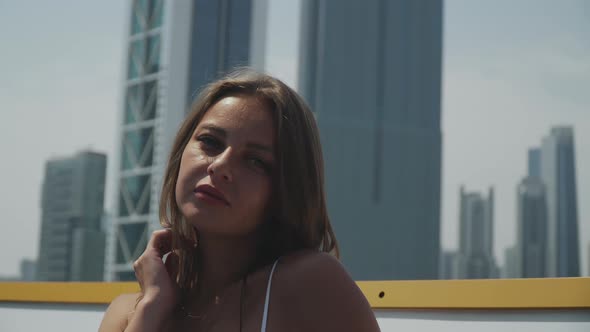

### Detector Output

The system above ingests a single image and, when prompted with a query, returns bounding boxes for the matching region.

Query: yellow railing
[1,278,589,309]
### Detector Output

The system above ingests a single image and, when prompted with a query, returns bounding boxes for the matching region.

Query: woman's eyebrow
[246,142,274,155]
[199,124,226,138]
[200,123,274,155]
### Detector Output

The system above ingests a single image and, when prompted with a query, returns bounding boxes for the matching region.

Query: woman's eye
[197,135,223,151]
[248,157,270,172]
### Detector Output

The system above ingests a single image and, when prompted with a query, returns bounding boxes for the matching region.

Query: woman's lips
[194,184,230,206]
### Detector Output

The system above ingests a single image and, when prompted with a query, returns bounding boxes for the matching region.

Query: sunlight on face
[175,95,276,238]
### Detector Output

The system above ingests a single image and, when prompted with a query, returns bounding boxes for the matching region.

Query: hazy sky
[0,0,588,277]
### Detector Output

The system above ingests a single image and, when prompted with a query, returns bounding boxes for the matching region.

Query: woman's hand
[133,229,180,316]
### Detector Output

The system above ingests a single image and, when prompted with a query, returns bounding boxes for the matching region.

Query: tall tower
[457,187,497,279]
[528,148,541,178]
[514,148,548,278]
[502,246,520,278]
[541,126,580,277]
[298,0,443,280]
[37,151,106,281]
[439,250,459,280]
[516,177,547,278]
[106,0,268,281]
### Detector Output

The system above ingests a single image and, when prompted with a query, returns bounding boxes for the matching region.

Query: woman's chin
[183,214,223,232]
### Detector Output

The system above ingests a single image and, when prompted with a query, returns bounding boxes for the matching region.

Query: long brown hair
[159,68,338,293]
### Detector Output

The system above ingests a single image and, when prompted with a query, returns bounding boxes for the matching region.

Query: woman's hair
[159,68,339,293]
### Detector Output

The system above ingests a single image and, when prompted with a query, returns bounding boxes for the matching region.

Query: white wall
[375,309,590,332]
[1,303,589,331]
[0,303,107,331]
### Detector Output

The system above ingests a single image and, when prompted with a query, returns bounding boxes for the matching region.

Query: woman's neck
[191,232,260,306]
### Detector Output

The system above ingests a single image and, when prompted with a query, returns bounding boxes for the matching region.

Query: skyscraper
[502,246,520,278]
[457,187,497,279]
[439,250,458,280]
[541,126,580,277]
[298,0,443,280]
[106,0,267,281]
[528,148,541,178]
[20,259,37,282]
[512,148,549,278]
[516,176,547,278]
[37,151,106,281]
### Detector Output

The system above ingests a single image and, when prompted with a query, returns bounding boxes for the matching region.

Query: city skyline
[1,0,589,278]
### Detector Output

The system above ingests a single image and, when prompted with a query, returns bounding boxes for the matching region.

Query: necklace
[179,274,247,331]
[181,293,226,320]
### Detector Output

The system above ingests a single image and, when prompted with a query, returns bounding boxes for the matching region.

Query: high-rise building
[20,259,37,281]
[528,148,541,178]
[502,246,520,278]
[516,176,547,278]
[36,151,106,281]
[541,127,580,277]
[298,0,442,280]
[439,250,459,280]
[106,0,268,281]
[457,187,497,279]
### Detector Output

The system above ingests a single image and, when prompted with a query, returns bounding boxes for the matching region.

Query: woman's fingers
[164,251,180,283]
[132,228,180,313]
[147,229,173,257]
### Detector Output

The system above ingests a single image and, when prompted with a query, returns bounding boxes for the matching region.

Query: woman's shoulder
[111,291,142,305]
[98,292,141,332]
[274,249,356,298]
[272,250,380,331]
[277,249,345,282]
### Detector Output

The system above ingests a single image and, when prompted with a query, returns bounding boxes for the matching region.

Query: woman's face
[175,94,276,238]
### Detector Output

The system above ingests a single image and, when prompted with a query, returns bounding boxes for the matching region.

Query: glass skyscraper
[541,126,580,277]
[37,151,106,281]
[517,176,547,278]
[528,148,541,178]
[513,148,549,278]
[298,0,443,280]
[106,0,267,281]
[439,250,459,280]
[457,187,497,279]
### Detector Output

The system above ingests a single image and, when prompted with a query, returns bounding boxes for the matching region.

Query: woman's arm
[98,292,173,332]
[277,252,381,332]
[98,229,180,332]
[98,293,138,332]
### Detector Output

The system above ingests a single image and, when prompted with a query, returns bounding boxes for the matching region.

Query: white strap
[261,259,280,332]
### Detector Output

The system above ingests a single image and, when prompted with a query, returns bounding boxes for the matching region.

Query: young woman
[99,69,380,332]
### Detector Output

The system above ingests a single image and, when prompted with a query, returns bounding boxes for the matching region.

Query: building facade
[298,0,443,280]
[439,250,459,280]
[457,187,497,279]
[516,176,547,278]
[502,246,520,278]
[528,148,541,178]
[540,127,580,277]
[20,259,37,282]
[36,151,106,281]
[106,0,267,281]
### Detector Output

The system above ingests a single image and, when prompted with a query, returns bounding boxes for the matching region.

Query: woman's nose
[207,148,233,182]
